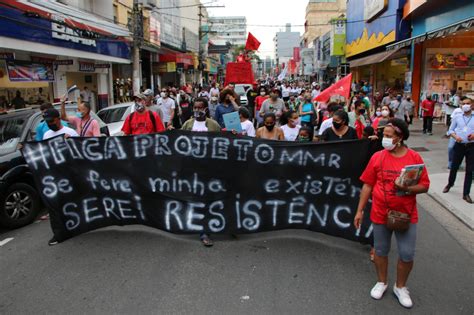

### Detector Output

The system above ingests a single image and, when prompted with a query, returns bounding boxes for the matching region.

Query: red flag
[314,73,353,103]
[245,32,261,51]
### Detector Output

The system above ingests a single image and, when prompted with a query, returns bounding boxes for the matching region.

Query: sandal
[370,247,375,262]
[200,234,214,247]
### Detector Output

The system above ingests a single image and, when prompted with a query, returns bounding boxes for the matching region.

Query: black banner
[23,132,373,243]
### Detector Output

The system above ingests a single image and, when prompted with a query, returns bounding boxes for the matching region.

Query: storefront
[345,0,409,95]
[389,0,474,109]
[0,0,130,109]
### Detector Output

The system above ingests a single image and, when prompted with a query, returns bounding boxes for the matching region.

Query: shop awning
[9,0,130,38]
[387,17,474,51]
[349,48,407,68]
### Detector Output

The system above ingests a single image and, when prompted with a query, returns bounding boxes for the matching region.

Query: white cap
[143,89,153,96]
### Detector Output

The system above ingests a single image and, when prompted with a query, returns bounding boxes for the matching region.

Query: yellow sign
[166,62,176,72]
[346,28,395,58]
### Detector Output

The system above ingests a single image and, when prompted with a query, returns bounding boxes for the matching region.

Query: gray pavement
[0,204,473,314]
[405,118,473,230]
[1,117,473,314]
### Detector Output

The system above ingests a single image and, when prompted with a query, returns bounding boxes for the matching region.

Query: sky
[205,0,308,59]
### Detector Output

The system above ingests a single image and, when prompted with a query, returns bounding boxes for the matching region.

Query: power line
[155,1,218,10]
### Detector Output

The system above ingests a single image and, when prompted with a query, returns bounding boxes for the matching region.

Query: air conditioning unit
[137,0,157,9]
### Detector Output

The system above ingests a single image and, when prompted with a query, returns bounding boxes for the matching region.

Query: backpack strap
[148,110,157,132]
[128,112,135,132]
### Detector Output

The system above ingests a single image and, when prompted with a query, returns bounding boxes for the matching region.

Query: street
[1,202,472,314]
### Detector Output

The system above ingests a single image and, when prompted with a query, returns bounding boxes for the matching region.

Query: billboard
[6,60,55,82]
[149,14,161,46]
[331,18,346,56]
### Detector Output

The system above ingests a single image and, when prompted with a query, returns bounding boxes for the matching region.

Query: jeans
[423,116,433,133]
[448,138,456,169]
[448,143,473,196]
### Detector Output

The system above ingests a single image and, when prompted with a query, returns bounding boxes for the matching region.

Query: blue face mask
[76,112,83,118]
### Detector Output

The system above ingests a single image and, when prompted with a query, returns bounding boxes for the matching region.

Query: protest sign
[23,132,373,243]
[224,62,255,87]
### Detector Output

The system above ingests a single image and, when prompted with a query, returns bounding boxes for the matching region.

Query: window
[113,4,118,24]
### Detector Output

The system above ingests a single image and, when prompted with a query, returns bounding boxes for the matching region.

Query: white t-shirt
[210,87,220,97]
[43,126,79,140]
[241,120,256,137]
[192,120,208,132]
[80,90,91,102]
[281,124,301,141]
[319,117,333,135]
[159,97,176,123]
[311,89,321,99]
[281,86,290,98]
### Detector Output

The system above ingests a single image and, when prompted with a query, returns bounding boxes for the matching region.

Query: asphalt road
[0,205,472,314]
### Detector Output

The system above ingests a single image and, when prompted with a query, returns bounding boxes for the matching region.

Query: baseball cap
[43,108,60,122]
[143,89,153,97]
[134,93,146,100]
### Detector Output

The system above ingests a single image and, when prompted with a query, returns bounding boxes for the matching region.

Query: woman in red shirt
[254,87,269,125]
[354,118,430,309]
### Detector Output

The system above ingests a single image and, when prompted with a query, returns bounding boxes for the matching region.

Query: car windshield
[98,107,128,124]
[0,112,30,155]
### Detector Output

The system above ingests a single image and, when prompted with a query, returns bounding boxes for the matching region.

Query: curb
[427,192,474,230]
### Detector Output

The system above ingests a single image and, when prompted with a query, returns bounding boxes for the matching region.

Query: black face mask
[265,124,275,131]
[193,110,207,121]
[333,121,343,130]
[48,123,60,132]
[359,108,366,115]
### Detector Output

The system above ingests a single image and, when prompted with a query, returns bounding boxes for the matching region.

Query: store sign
[391,58,408,66]
[95,63,111,69]
[331,18,346,56]
[149,15,161,46]
[79,61,96,72]
[52,23,97,47]
[6,60,55,82]
[166,62,176,72]
[0,52,15,60]
[30,57,74,66]
[364,0,388,22]
[54,60,74,65]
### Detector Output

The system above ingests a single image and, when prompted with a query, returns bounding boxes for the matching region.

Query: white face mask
[376,111,382,117]
[211,96,218,102]
[260,92,266,96]
[160,92,166,98]
[462,104,472,113]
[381,109,390,117]
[382,137,396,151]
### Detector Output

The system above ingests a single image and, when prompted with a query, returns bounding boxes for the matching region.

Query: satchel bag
[380,152,412,232]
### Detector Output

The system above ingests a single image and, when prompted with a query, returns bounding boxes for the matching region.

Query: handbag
[380,152,412,231]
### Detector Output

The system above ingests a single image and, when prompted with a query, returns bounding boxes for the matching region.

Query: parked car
[235,84,252,107]
[96,102,133,136]
[0,109,42,229]
[0,105,109,229]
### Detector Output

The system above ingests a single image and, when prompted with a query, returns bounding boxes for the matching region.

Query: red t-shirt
[122,111,165,135]
[355,119,364,139]
[421,99,435,117]
[255,96,269,111]
[360,149,430,224]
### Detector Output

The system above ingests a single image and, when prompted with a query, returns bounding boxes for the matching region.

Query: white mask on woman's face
[382,137,396,151]
[381,109,390,117]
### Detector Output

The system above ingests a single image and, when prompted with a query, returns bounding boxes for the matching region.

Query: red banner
[314,73,353,103]
[224,62,254,86]
[293,47,301,62]
[245,32,261,51]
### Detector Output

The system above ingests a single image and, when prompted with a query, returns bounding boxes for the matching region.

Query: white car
[235,84,252,107]
[97,102,133,136]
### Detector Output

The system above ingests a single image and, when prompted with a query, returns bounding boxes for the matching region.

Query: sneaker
[370,282,388,300]
[393,285,413,308]
[48,237,59,246]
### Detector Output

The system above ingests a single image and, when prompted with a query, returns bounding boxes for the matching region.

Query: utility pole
[198,3,224,86]
[132,0,143,95]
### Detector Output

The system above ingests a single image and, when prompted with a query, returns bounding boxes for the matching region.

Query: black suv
[0,106,109,229]
[0,109,42,228]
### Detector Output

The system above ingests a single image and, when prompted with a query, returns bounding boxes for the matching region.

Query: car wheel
[0,183,41,229]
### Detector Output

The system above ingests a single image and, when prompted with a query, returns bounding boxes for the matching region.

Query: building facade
[303,0,346,48]
[274,24,300,66]
[208,16,247,47]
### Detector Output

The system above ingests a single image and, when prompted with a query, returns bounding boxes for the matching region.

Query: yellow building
[303,0,346,47]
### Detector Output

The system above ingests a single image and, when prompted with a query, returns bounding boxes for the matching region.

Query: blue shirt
[36,120,70,141]
[214,103,235,128]
[448,113,474,143]
[300,103,313,123]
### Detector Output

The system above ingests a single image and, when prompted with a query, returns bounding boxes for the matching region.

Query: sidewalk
[406,118,473,230]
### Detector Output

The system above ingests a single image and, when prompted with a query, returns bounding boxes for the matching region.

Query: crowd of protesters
[28,76,474,309]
